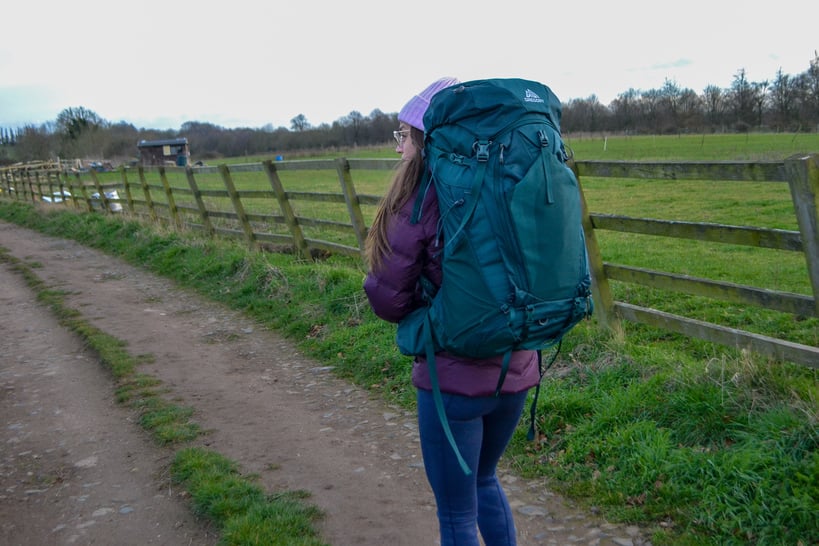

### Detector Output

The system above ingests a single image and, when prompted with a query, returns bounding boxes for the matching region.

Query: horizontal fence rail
[1,154,817,367]
[572,156,819,367]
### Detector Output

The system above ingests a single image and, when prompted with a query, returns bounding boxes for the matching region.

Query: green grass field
[564,132,819,161]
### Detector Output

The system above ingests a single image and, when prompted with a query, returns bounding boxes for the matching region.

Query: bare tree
[562,95,610,133]
[341,111,364,145]
[368,109,397,144]
[640,89,663,133]
[751,80,769,128]
[54,107,110,158]
[659,79,682,128]
[290,114,310,132]
[804,51,819,126]
[609,89,640,132]
[729,69,755,129]
[56,107,106,140]
[702,85,725,129]
[15,124,57,162]
[104,121,140,159]
[769,69,797,130]
[677,88,703,131]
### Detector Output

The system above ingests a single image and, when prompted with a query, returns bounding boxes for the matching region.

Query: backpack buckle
[473,141,490,162]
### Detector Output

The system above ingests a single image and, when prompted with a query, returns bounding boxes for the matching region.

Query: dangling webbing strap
[526,341,562,441]
[494,351,512,397]
[423,313,472,475]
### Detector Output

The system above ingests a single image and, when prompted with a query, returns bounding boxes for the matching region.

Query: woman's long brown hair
[364,127,425,272]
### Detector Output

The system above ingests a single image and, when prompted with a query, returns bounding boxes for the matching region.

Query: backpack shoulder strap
[409,166,433,225]
[441,140,491,247]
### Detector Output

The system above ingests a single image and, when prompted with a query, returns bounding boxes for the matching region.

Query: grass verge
[0,200,816,545]
[0,240,327,546]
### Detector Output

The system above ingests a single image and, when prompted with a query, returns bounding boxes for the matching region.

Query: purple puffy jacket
[363,183,540,397]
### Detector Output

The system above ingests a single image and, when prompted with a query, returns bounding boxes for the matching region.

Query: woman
[363,77,540,546]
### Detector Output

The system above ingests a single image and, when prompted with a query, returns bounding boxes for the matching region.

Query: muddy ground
[0,220,648,545]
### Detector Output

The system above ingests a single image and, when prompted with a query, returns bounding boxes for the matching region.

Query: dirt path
[0,220,649,546]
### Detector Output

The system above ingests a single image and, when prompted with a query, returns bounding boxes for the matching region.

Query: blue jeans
[417,388,529,546]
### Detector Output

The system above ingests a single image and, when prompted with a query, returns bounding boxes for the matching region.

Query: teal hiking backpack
[396,78,593,474]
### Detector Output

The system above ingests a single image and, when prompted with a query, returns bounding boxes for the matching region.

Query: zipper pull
[542,151,554,205]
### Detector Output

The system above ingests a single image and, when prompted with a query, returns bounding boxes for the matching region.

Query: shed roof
[137,138,188,148]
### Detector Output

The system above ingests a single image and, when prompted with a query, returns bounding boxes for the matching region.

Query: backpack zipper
[492,120,555,296]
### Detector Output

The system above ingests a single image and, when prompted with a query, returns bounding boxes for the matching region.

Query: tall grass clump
[507,331,818,545]
[171,448,326,546]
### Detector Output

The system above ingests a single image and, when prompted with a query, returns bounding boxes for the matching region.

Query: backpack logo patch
[524,88,544,103]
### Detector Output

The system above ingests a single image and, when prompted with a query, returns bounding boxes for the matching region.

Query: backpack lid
[422,78,563,140]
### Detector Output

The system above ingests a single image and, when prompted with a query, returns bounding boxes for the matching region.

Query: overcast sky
[2,0,816,131]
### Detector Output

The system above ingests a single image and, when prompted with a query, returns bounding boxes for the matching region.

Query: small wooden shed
[137,138,190,166]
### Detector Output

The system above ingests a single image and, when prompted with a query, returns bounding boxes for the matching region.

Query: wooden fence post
[0,171,10,198]
[335,158,367,254]
[44,171,54,203]
[13,171,24,202]
[219,164,257,249]
[41,172,50,203]
[57,171,77,210]
[16,171,26,201]
[7,171,15,200]
[74,172,94,213]
[33,172,40,202]
[120,167,136,214]
[17,171,27,202]
[46,172,57,203]
[28,171,37,203]
[54,172,67,208]
[26,170,36,203]
[137,166,158,222]
[185,166,215,237]
[52,171,62,204]
[158,167,182,229]
[784,153,819,315]
[262,160,308,257]
[46,171,57,203]
[571,160,616,330]
[89,170,111,214]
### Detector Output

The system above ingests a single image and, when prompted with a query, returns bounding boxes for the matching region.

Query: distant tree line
[563,60,819,134]
[2,54,818,166]
[0,107,398,166]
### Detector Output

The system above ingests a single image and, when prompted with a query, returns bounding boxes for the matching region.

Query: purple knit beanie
[398,76,460,131]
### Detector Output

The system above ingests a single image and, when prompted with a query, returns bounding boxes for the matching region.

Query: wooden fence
[1,155,817,367]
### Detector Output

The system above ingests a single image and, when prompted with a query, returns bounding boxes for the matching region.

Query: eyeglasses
[393,130,410,145]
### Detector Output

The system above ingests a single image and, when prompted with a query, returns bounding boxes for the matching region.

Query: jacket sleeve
[364,190,440,323]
